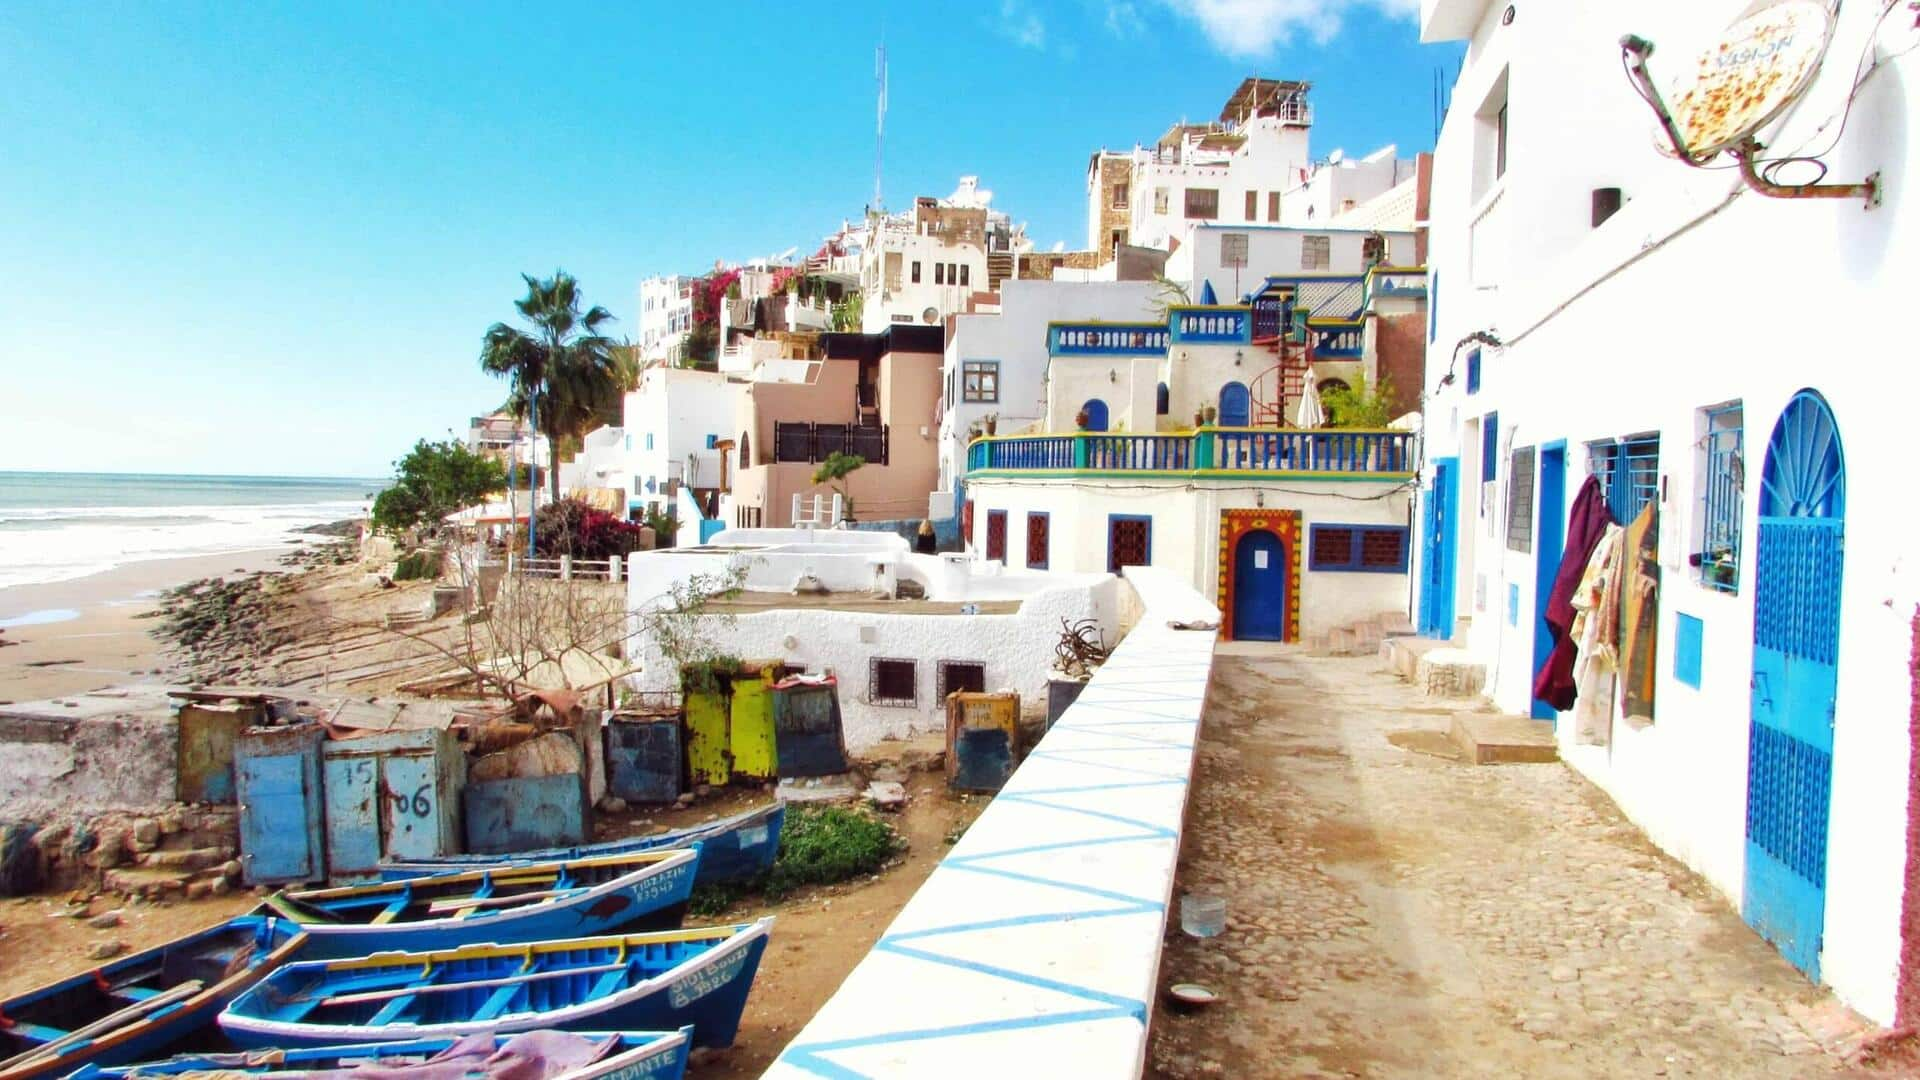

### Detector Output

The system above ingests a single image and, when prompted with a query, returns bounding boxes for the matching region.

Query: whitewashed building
[1418,0,1918,1025]
[961,281,1424,643]
[622,365,738,536]
[934,279,1161,520]
[858,177,1016,333]
[638,275,696,365]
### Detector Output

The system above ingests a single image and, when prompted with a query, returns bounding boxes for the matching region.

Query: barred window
[1308,524,1409,573]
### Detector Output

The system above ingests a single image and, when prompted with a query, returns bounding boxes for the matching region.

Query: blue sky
[0,1,1454,478]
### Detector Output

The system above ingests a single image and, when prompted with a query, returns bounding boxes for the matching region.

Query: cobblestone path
[1148,644,1878,1079]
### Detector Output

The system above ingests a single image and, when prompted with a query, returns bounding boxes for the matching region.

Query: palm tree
[479,272,624,509]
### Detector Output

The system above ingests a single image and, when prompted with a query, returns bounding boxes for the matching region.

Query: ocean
[0,471,382,590]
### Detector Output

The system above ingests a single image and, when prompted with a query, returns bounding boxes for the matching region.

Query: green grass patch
[681,804,900,914]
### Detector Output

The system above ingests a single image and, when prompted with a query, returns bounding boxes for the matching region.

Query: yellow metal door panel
[729,673,778,781]
[686,690,731,786]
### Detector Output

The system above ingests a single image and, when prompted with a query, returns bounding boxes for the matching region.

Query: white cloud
[1157,0,1419,56]
[1103,1,1148,37]
[996,0,1048,49]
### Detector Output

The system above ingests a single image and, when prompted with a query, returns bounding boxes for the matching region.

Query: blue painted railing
[1169,307,1251,345]
[1048,323,1170,356]
[1312,324,1365,358]
[967,429,1413,476]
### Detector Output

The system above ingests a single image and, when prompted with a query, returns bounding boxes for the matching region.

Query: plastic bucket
[1180,893,1227,938]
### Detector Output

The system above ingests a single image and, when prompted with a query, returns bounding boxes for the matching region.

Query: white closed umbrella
[1293,382,1326,428]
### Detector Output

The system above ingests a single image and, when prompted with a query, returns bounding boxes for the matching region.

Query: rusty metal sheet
[1666,1,1832,158]
[177,702,259,804]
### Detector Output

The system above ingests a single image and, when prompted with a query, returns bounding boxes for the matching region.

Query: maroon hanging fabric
[1532,476,1615,711]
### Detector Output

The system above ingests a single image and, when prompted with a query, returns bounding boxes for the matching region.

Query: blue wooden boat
[67,1028,693,1079]
[264,848,698,959]
[219,919,773,1051]
[0,914,304,1080]
[380,802,783,887]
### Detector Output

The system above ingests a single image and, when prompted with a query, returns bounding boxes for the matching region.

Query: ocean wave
[0,499,370,590]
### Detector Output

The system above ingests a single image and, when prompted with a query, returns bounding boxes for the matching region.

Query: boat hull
[279,849,698,960]
[380,803,783,887]
[220,919,772,1051]
[0,915,304,1080]
[65,1029,694,1079]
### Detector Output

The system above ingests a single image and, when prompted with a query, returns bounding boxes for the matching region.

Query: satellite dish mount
[1620,2,1880,208]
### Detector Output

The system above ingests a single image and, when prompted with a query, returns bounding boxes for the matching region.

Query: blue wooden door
[1218,382,1251,427]
[1080,398,1109,432]
[1744,391,1846,980]
[1419,458,1459,638]
[237,752,317,884]
[1532,444,1567,719]
[381,753,443,862]
[1232,530,1287,641]
[323,753,382,880]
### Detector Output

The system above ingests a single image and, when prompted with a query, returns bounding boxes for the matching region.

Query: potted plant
[1202,405,1217,425]
[1075,408,1091,431]
[983,413,998,436]
[1193,408,1206,428]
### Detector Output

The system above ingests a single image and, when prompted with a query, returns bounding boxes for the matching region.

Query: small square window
[1301,235,1331,270]
[911,261,921,283]
[1184,188,1219,220]
[962,361,999,403]
[1308,524,1408,572]
[937,661,987,700]
[1220,233,1249,269]
[1153,187,1169,214]
[869,657,917,707]
[1111,182,1129,209]
[705,433,719,450]
[935,263,944,285]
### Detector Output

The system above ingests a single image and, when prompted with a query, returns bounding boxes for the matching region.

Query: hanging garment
[1619,502,1661,724]
[1569,524,1626,745]
[1532,475,1616,711]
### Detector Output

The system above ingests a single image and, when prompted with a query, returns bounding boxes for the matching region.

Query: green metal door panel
[729,674,778,782]
[686,690,731,786]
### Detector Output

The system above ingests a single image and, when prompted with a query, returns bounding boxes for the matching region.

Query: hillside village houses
[1415,0,1919,1026]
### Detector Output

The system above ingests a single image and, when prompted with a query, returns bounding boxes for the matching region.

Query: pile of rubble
[11,804,242,899]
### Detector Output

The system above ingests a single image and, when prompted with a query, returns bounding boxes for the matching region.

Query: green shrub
[764,804,898,900]
[393,550,440,580]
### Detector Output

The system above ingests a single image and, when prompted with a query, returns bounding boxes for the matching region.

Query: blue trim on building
[1307,524,1410,573]
[1674,613,1704,688]
[1106,514,1152,574]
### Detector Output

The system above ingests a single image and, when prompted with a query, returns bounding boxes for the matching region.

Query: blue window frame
[1588,434,1659,523]
[1106,514,1152,574]
[1308,524,1410,573]
[645,433,655,451]
[1465,349,1481,395]
[705,433,719,450]
[1481,412,1499,483]
[1673,612,1704,688]
[1700,404,1743,593]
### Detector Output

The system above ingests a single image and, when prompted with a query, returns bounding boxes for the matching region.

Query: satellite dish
[1657,1,1833,160]
[922,307,939,324]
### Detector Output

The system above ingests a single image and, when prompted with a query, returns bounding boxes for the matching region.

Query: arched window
[1155,383,1170,416]
[1079,399,1110,432]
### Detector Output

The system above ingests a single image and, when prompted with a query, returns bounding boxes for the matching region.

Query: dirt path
[1148,644,1876,1080]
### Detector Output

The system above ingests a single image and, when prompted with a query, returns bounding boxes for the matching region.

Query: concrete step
[1377,612,1416,638]
[1381,635,1451,680]
[1449,713,1559,765]
[1415,647,1487,698]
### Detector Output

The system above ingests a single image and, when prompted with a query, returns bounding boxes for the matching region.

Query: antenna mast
[873,42,888,212]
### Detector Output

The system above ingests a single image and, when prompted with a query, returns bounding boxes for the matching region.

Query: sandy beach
[0,547,293,703]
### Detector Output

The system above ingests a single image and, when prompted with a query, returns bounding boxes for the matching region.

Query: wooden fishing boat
[265,848,699,959]
[66,1028,694,1079]
[0,914,305,1080]
[380,802,784,887]
[219,918,773,1051]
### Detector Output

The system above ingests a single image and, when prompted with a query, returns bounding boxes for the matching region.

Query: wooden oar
[424,887,575,914]
[0,979,203,1072]
[316,962,626,1008]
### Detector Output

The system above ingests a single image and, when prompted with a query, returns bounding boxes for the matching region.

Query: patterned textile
[1619,503,1661,724]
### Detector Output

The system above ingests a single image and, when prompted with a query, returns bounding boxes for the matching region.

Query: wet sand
[0,548,293,703]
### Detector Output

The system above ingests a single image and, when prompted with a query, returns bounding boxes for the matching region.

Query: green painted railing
[966,429,1413,476]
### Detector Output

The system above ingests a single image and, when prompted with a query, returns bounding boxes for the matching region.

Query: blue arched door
[1080,398,1109,432]
[1218,382,1251,428]
[1232,530,1287,641]
[1743,390,1846,980]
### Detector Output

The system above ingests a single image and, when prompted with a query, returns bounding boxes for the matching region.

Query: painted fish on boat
[65,1028,694,1079]
[380,802,783,887]
[265,848,698,959]
[0,914,304,1080]
[219,919,774,1051]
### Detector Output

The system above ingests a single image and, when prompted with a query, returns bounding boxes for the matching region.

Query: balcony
[966,428,1414,478]
[1048,322,1170,356]
[773,421,890,466]
[1310,322,1365,359]
[1169,307,1251,345]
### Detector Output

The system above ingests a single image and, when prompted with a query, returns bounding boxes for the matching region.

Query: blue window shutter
[1482,413,1498,483]
[1466,349,1481,395]
[1674,613,1704,687]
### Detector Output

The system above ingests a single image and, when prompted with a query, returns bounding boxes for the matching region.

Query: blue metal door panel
[1218,382,1251,428]
[1080,398,1109,432]
[464,774,587,855]
[323,754,382,880]
[607,720,683,804]
[1232,530,1286,641]
[1532,445,1567,719]
[1419,458,1459,638]
[1743,390,1845,981]
[381,753,445,862]
[237,752,316,883]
